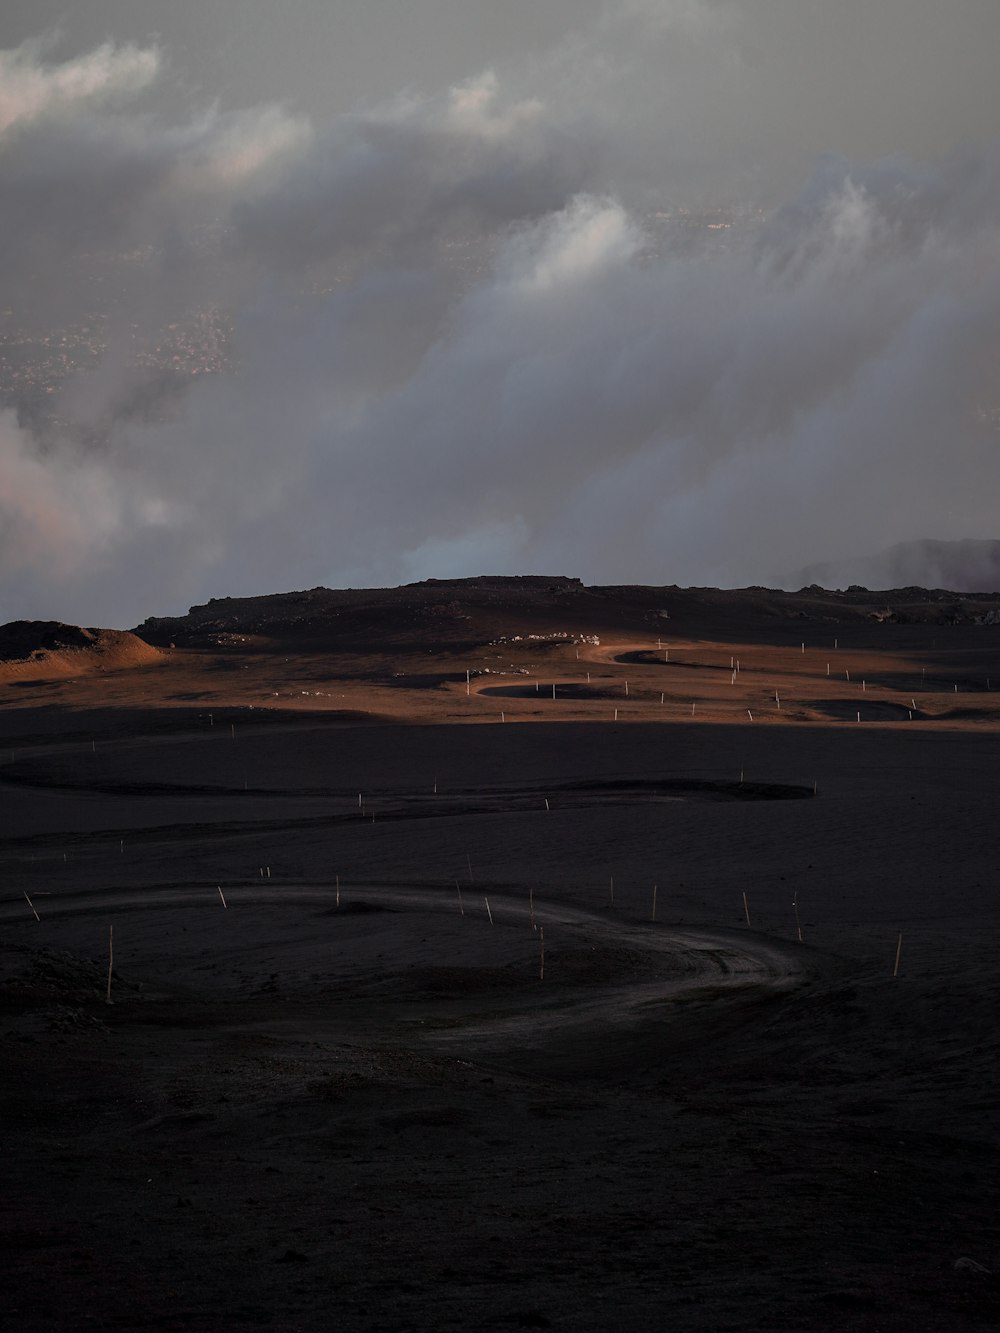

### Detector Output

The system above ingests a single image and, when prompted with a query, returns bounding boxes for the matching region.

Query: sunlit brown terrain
[2,576,999,1331]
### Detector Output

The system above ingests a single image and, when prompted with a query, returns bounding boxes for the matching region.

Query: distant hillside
[132,575,1000,654]
[791,539,1000,593]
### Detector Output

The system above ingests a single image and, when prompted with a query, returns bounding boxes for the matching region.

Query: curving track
[1,881,818,1054]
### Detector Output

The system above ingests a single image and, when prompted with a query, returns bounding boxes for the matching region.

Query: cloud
[0,36,159,134]
[0,409,120,582]
[229,70,598,273]
[3,25,1000,625]
[0,36,307,330]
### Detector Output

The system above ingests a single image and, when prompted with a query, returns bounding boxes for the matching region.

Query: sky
[1,1,1000,625]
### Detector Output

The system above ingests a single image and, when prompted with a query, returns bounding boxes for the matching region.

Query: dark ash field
[2,577,999,1331]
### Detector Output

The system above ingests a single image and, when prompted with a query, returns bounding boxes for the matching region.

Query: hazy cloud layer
[2,13,1000,625]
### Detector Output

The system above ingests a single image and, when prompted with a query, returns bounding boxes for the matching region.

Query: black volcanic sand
[482,682,639,702]
[3,659,1000,1324]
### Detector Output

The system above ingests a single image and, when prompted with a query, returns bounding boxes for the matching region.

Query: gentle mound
[0,620,162,681]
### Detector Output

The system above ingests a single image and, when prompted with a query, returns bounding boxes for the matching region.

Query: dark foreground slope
[1,578,998,1331]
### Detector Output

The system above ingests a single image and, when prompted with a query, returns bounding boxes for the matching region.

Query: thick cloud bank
[2,26,999,624]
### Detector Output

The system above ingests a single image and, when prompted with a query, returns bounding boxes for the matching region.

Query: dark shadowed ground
[2,578,998,1330]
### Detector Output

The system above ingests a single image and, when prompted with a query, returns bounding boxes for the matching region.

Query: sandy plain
[1,577,998,1331]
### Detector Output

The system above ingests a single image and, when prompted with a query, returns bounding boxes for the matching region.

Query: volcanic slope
[1,576,999,1332]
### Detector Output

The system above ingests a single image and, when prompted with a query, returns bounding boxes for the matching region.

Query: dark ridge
[129,576,1000,653]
